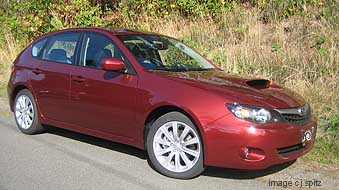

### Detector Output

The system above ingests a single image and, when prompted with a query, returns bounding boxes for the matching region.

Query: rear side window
[32,38,48,57]
[42,33,80,64]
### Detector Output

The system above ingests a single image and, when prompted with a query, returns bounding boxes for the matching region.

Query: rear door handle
[32,68,43,75]
[72,76,86,83]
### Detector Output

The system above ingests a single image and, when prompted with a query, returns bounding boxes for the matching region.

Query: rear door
[30,32,81,122]
[69,32,139,139]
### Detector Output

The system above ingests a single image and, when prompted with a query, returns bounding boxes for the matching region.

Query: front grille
[281,113,310,125]
[277,143,305,155]
[276,104,311,125]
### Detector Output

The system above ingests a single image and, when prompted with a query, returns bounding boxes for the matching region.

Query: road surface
[0,98,338,190]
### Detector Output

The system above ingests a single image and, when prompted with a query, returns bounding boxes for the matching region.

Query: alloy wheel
[152,121,201,173]
[15,95,34,129]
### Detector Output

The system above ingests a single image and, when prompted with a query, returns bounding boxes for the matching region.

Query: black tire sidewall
[14,89,43,135]
[146,112,204,179]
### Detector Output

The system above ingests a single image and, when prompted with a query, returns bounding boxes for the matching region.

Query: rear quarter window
[32,38,48,57]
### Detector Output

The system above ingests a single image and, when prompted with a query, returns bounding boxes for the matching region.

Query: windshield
[117,34,215,72]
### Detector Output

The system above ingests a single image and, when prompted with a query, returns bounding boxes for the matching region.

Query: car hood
[153,70,305,108]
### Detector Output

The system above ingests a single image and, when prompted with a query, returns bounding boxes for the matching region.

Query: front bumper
[203,114,317,169]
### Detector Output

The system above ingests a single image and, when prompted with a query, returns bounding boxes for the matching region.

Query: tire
[13,89,44,134]
[146,112,204,179]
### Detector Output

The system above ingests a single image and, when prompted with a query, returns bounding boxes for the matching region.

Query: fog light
[240,147,266,161]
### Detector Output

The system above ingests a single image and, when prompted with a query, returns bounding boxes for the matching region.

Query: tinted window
[42,33,80,64]
[82,33,123,69]
[32,38,48,57]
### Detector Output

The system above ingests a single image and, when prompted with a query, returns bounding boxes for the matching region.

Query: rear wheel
[14,89,44,134]
[146,112,204,179]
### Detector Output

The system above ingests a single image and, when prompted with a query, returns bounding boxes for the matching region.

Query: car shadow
[44,125,147,160]
[44,125,295,179]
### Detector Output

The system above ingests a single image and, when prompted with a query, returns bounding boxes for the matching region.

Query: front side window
[42,33,80,64]
[117,34,215,72]
[82,33,124,69]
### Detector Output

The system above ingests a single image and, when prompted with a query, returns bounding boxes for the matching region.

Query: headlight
[226,103,279,124]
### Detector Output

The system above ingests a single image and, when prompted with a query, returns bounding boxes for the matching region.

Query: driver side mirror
[102,58,126,71]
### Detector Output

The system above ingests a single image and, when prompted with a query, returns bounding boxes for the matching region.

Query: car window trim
[73,32,84,66]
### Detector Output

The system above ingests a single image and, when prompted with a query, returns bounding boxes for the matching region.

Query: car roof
[50,27,154,36]
[32,27,159,43]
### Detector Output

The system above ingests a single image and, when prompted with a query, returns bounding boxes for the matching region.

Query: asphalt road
[0,98,338,190]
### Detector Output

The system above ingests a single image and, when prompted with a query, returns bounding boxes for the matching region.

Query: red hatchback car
[7,28,316,179]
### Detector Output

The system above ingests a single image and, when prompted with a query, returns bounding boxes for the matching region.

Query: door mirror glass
[102,58,125,71]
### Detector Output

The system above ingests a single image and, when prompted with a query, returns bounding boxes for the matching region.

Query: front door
[69,32,139,139]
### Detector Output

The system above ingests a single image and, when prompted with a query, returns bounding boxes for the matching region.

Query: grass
[0,4,338,165]
[308,131,339,165]
[0,33,20,97]
[154,7,338,163]
[143,9,339,165]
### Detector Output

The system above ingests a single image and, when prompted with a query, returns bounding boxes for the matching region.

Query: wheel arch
[143,105,206,154]
[10,84,41,119]
[10,85,29,111]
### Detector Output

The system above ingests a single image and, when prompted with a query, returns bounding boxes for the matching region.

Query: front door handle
[32,68,43,75]
[72,76,86,83]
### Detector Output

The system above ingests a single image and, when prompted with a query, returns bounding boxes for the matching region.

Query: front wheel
[146,112,204,179]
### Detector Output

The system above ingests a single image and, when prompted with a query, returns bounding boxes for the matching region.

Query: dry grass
[143,7,339,164]
[1,7,338,123]
[0,6,338,164]
[0,33,20,97]
[145,8,339,125]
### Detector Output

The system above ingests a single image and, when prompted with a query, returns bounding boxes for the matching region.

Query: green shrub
[118,0,233,18]
[0,0,104,42]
